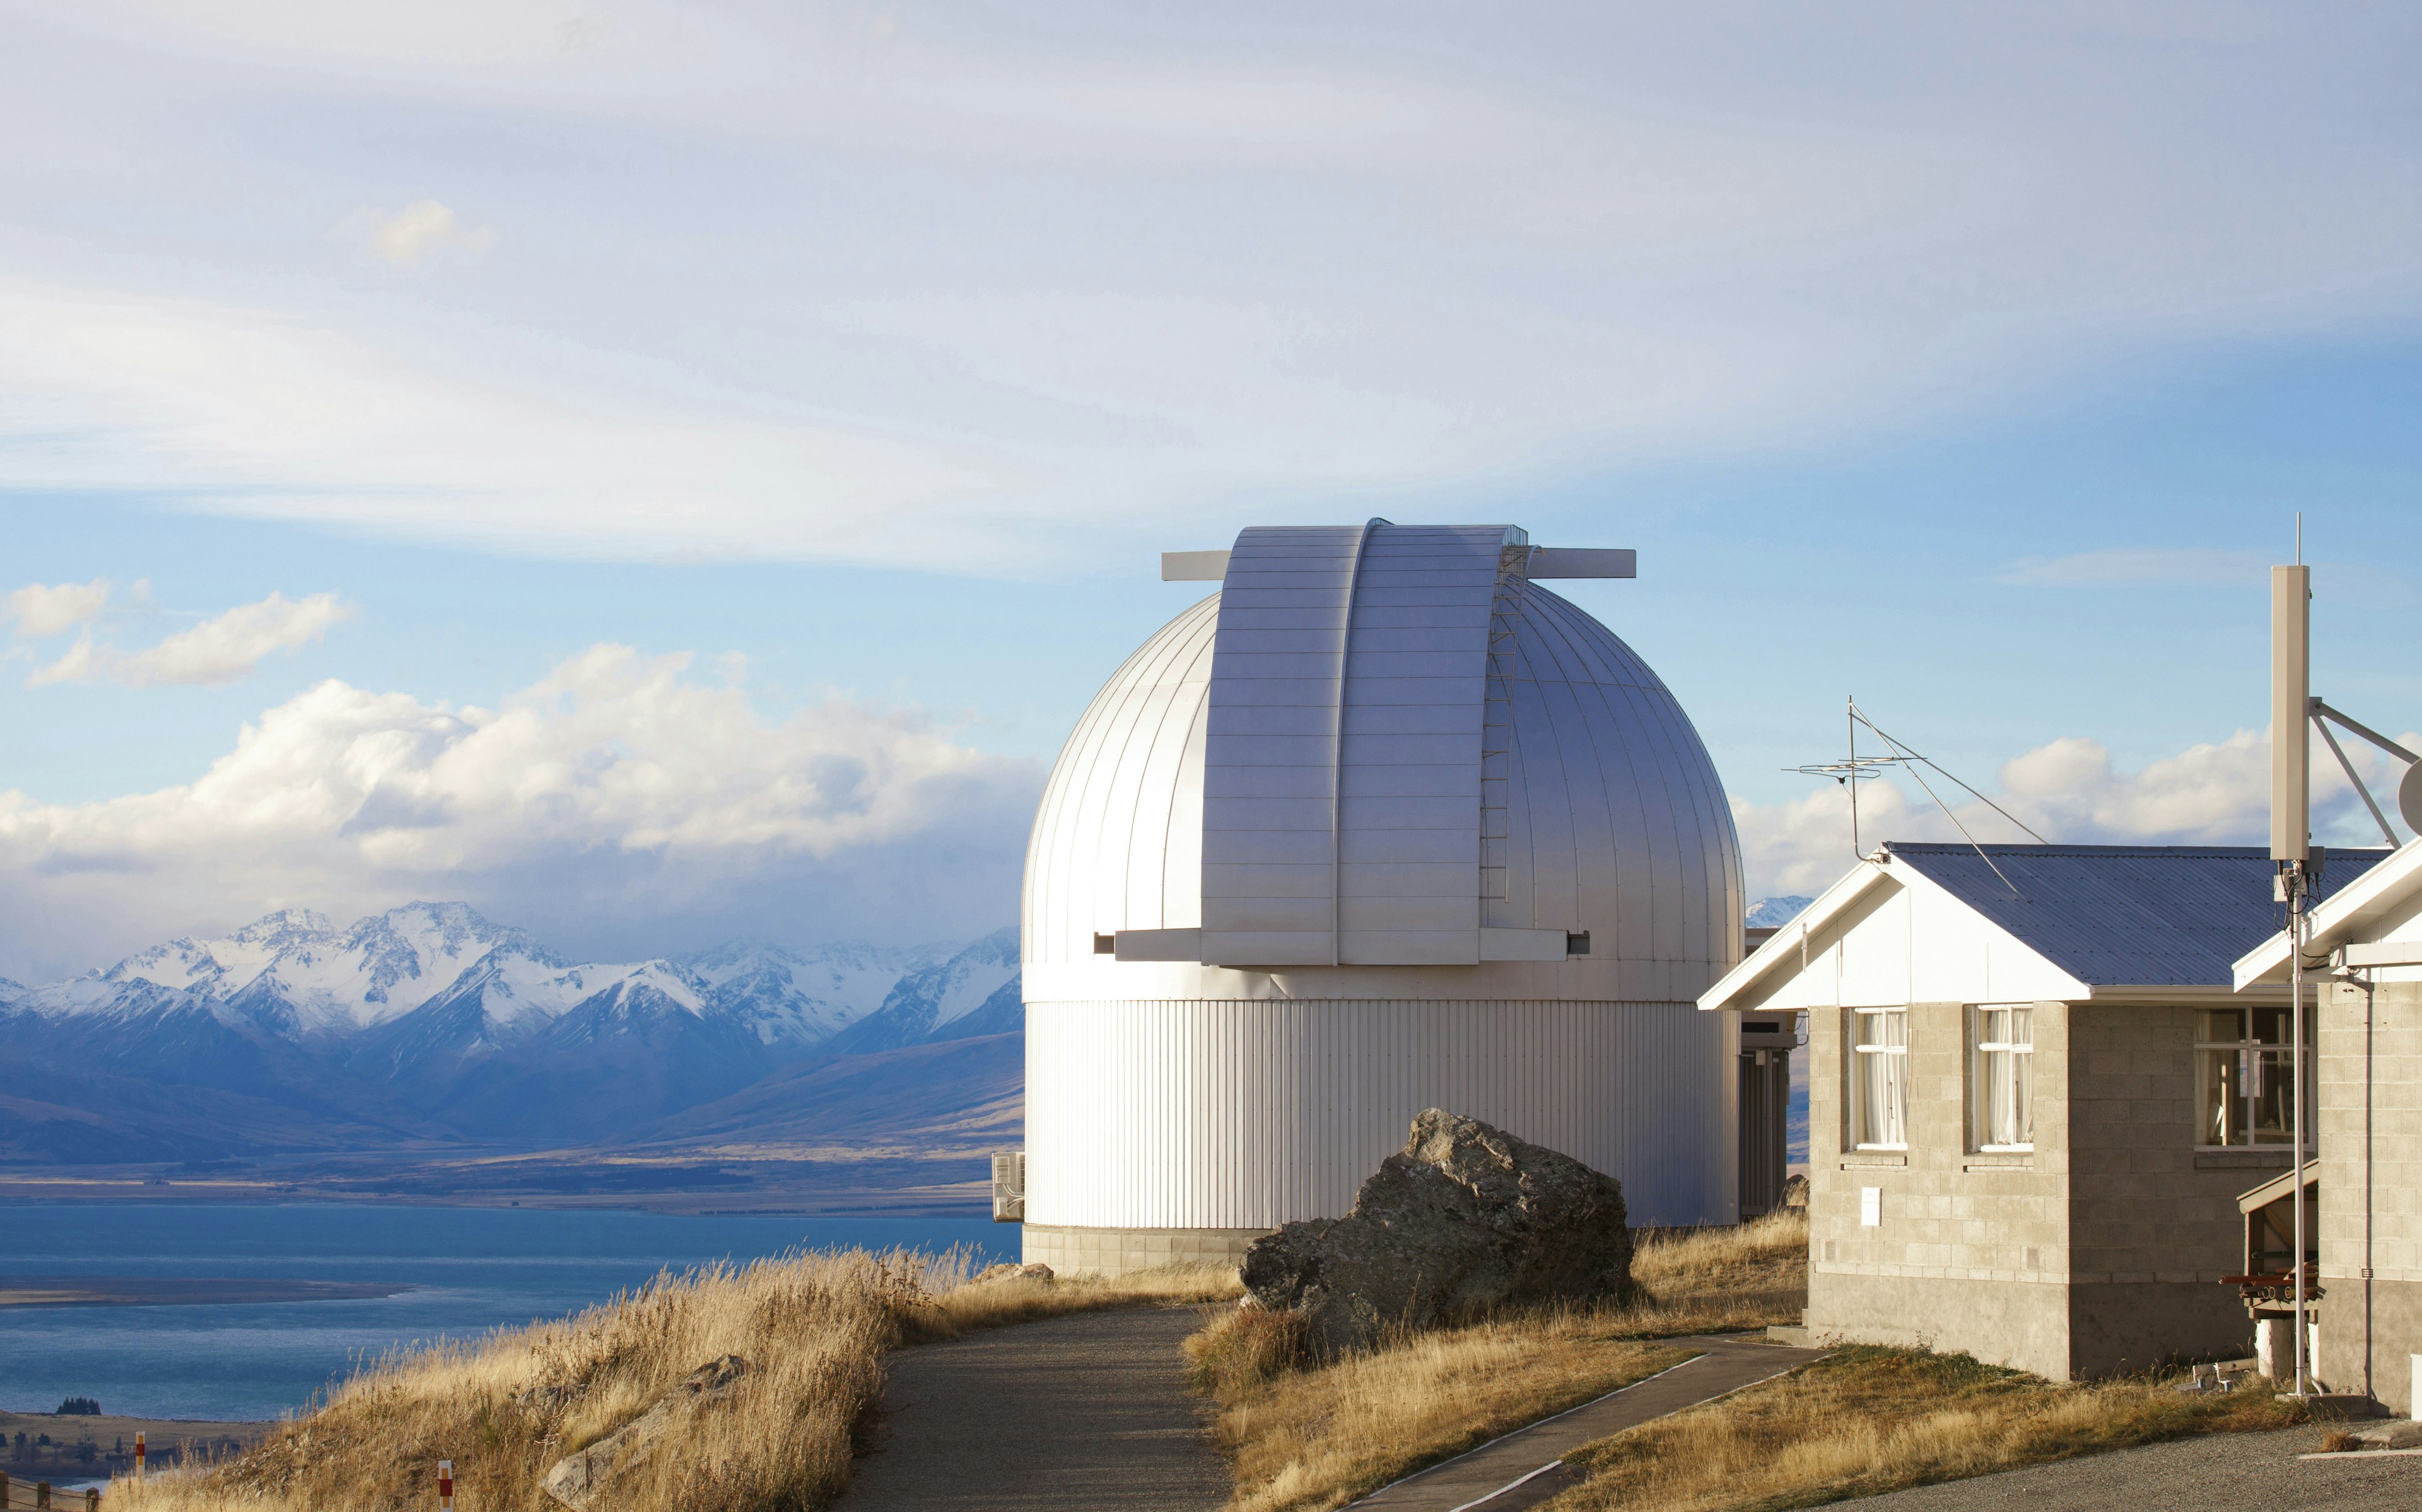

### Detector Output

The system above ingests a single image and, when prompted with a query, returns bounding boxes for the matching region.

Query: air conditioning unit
[990,1150,1026,1223]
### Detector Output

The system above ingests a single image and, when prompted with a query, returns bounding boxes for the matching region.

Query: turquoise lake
[0,1204,1007,1421]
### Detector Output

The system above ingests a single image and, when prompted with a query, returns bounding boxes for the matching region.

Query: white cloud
[1735,725,2419,898]
[1994,549,2271,587]
[0,644,1038,971]
[28,591,351,687]
[4,578,110,637]
[352,200,493,267]
[0,6,2419,567]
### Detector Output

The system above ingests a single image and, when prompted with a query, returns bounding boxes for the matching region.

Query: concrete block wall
[2063,1004,2264,1374]
[2319,979,2422,1411]
[1806,999,2260,1378]
[1806,1000,2071,1380]
[1021,1223,1265,1275]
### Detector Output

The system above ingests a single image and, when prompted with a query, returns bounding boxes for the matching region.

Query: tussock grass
[1622,1209,1810,1337]
[1542,1346,2309,1512]
[112,1248,1237,1512]
[1188,1303,1690,1512]
[1186,1214,1809,1512]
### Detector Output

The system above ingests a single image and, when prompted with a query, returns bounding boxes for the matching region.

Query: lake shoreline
[0,1276,416,1309]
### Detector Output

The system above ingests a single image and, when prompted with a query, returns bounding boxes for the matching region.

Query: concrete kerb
[2300,1448,2422,1460]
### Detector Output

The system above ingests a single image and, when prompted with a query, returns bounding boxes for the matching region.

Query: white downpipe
[2291,892,2309,1397]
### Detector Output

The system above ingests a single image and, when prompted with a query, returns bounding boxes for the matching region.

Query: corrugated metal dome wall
[1026,998,1729,1230]
[1021,583,1742,989]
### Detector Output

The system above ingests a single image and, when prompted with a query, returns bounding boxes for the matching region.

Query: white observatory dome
[1019,522,1745,1272]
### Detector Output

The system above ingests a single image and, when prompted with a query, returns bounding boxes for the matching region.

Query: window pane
[2249,1049,2295,1142]
[2013,1049,2033,1144]
[2199,1009,2244,1044]
[2008,1007,2032,1046]
[2200,1047,2236,1144]
[1980,1007,2008,1043]
[1877,1047,1907,1144]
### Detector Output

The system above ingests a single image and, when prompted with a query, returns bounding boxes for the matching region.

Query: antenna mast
[1848,695,1859,856]
[2270,559,2314,1398]
[1791,702,2045,888]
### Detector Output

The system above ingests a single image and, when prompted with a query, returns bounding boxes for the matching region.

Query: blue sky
[1,3,2417,977]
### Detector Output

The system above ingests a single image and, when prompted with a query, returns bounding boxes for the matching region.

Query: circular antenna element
[2400,760,2422,839]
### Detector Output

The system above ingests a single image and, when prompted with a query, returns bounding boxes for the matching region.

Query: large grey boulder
[1241,1108,1635,1351]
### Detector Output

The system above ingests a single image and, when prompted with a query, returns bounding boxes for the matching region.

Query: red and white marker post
[134,1433,145,1479]
[438,1458,453,1512]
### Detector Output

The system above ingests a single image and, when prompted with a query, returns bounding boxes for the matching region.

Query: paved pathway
[832,1306,1226,1512]
[1837,1426,2421,1512]
[1348,1334,1827,1511]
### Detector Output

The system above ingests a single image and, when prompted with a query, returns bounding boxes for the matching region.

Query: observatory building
[1017,521,1750,1273]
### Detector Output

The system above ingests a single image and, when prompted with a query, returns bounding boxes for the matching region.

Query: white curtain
[1856,1008,1907,1146]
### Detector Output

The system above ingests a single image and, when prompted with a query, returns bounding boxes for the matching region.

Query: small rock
[1018,1263,1054,1281]
[973,1262,1055,1283]
[541,1355,752,1509]
[1243,1108,1635,1352]
[513,1383,583,1416]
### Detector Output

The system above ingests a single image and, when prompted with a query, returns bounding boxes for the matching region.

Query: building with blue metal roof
[1702,840,2388,1380]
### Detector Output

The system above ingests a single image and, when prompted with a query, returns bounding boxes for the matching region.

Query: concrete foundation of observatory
[1018,523,1746,1272]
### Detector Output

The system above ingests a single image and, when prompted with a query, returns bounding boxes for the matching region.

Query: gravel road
[832,1305,1226,1512]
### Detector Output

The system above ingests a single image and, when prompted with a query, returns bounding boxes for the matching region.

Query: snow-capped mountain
[0,905,1021,1158]
[18,905,956,1055]
[814,928,1021,1058]
[679,940,946,1050]
[1746,896,1815,929]
[50,903,549,1038]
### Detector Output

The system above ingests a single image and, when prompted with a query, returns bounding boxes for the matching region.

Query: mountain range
[3,899,1806,1175]
[0,904,1019,1163]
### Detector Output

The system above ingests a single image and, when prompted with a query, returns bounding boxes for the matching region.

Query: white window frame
[1971,1004,2035,1153]
[1849,1006,1909,1150]
[2194,1007,2312,1150]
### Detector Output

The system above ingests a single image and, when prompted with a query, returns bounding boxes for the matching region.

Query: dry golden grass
[1542,1346,2309,1512]
[1185,1214,1810,1512]
[1622,1209,1810,1337]
[110,1248,1236,1512]
[1188,1303,1690,1512]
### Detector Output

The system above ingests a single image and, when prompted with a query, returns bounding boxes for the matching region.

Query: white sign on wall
[1860,1187,1881,1227]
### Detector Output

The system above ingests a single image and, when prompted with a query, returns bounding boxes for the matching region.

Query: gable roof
[1700,840,2391,1013]
[2233,837,2422,987]
[1886,843,2387,989]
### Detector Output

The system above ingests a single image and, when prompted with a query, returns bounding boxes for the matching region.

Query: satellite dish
[2402,762,2422,839]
